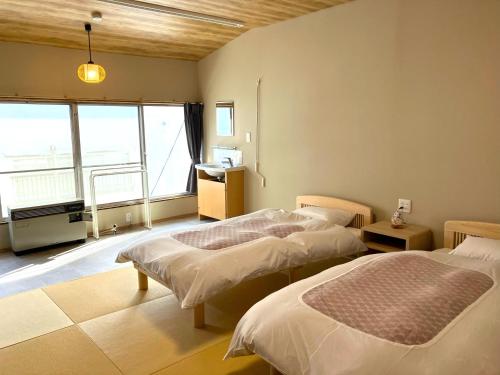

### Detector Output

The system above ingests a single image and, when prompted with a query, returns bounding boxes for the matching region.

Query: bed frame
[296,195,373,229]
[136,195,374,329]
[444,220,500,249]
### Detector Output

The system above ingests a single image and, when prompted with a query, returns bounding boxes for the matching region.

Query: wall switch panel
[245,131,252,143]
[398,199,412,213]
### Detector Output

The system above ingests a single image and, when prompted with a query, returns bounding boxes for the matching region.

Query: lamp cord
[87,29,93,63]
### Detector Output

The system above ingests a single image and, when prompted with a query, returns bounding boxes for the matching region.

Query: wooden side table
[361,221,432,252]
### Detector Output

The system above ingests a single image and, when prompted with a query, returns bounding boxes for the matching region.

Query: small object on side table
[361,221,433,252]
[391,206,405,228]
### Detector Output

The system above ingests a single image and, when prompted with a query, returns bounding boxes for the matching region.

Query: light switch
[245,131,251,143]
[398,198,412,213]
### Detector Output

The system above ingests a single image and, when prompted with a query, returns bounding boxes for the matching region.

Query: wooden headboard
[444,221,500,249]
[296,195,373,229]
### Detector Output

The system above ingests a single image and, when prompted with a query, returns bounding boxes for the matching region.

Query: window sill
[0,193,197,224]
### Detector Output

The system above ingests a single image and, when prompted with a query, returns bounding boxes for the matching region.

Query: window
[143,105,190,198]
[78,105,142,205]
[216,101,234,136]
[0,103,76,217]
[0,101,192,219]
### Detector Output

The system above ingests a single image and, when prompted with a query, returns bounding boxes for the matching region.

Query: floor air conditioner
[8,200,87,254]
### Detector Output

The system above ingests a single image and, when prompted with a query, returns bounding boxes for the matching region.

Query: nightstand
[361,221,432,252]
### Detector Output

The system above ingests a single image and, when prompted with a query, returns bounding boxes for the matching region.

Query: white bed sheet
[346,227,361,239]
[227,251,500,375]
[116,208,366,308]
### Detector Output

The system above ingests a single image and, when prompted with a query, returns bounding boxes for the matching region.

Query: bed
[226,220,500,375]
[116,195,373,328]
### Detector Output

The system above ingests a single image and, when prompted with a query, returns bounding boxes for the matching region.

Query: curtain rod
[0,95,203,105]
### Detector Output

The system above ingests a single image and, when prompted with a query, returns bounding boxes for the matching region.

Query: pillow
[450,236,500,261]
[292,206,355,227]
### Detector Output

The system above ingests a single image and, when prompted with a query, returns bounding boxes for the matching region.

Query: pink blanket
[172,216,305,250]
[302,253,493,345]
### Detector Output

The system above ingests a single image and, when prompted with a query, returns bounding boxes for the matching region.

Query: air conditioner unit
[8,200,87,254]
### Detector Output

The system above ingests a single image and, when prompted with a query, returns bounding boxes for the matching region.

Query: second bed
[116,195,373,327]
[226,220,500,375]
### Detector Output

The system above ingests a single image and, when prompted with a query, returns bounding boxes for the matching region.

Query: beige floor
[43,267,172,323]
[0,289,73,348]
[0,265,288,375]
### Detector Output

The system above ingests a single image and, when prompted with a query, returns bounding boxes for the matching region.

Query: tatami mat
[153,339,268,375]
[0,326,121,375]
[79,295,236,375]
[0,267,290,374]
[0,289,73,349]
[43,266,171,323]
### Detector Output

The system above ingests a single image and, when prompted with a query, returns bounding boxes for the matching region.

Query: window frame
[0,99,194,221]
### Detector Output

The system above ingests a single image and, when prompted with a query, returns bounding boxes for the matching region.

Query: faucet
[222,157,233,167]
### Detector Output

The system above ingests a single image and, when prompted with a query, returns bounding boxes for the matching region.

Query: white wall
[0,42,199,101]
[198,0,500,246]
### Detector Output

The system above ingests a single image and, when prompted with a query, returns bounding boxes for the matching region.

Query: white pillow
[450,236,500,261]
[292,206,355,227]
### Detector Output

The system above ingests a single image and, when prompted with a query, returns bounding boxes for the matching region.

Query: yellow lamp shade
[77,63,106,83]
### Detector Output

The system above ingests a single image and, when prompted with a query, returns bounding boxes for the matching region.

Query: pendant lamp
[77,23,106,84]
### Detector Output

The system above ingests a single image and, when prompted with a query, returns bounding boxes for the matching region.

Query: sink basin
[195,163,244,178]
[196,163,226,178]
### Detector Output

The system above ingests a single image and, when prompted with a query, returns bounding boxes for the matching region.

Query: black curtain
[184,103,204,194]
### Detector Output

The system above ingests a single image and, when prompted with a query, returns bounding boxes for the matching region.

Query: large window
[0,104,76,217]
[0,102,191,218]
[144,105,191,197]
[78,105,142,205]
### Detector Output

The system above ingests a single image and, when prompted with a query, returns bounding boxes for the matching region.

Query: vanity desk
[196,166,244,220]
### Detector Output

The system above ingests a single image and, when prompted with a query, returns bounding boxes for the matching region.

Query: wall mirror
[216,101,234,136]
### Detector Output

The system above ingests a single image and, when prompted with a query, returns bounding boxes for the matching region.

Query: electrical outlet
[398,199,412,213]
[125,212,132,224]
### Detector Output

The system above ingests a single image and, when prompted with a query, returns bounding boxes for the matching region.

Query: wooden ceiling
[0,0,350,61]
